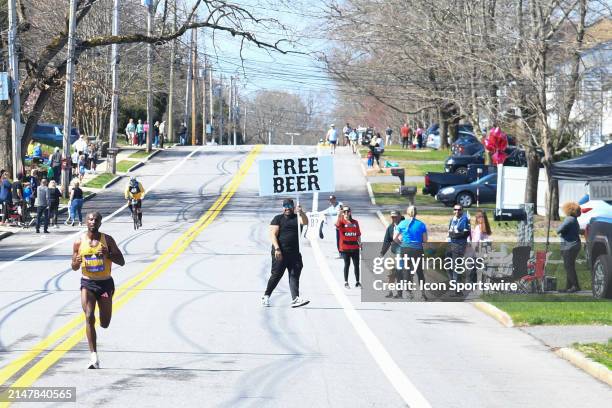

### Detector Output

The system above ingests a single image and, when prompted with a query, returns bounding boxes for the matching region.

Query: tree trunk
[439,107,449,149]
[524,147,540,211]
[0,104,13,176]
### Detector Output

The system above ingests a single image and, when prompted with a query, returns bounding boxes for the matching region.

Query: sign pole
[296,194,301,254]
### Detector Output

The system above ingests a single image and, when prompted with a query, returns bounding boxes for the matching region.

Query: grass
[361,148,449,161]
[573,341,612,370]
[117,160,138,173]
[403,162,445,176]
[129,150,151,159]
[84,173,116,189]
[484,294,612,325]
[371,182,438,206]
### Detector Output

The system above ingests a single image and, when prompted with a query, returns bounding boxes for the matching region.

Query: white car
[578,200,612,231]
[426,133,440,149]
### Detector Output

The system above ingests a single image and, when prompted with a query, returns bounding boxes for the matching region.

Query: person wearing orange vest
[71,211,125,369]
[336,206,362,289]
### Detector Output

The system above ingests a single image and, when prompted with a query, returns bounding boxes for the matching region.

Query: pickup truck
[585,216,612,298]
[423,164,495,197]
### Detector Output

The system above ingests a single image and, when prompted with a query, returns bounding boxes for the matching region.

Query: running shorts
[81,277,115,300]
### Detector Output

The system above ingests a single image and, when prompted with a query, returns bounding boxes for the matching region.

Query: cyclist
[125,176,145,226]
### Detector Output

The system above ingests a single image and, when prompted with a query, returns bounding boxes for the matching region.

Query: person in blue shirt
[447,204,471,296]
[393,206,428,300]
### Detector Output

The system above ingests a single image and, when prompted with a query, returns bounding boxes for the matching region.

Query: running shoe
[88,353,99,369]
[261,295,270,307]
[344,282,350,289]
[355,282,362,288]
[291,297,310,308]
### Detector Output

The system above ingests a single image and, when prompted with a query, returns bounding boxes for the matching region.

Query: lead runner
[71,211,125,369]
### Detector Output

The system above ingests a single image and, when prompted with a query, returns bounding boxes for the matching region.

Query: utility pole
[209,66,214,144]
[243,104,247,144]
[145,0,153,153]
[107,0,120,174]
[218,75,223,145]
[167,0,177,143]
[202,60,207,144]
[228,76,233,146]
[184,30,193,144]
[61,0,78,198]
[233,78,237,146]
[191,29,197,146]
[8,0,21,180]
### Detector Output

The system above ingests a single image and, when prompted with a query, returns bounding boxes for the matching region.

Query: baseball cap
[282,198,294,208]
[330,124,335,127]
[390,210,400,217]
[329,195,336,200]
[341,206,351,212]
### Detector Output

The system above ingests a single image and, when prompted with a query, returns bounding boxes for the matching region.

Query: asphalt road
[0,145,610,407]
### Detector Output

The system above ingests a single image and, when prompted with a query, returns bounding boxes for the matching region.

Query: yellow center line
[0,146,261,402]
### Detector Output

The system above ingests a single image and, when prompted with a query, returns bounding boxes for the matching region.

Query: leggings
[342,251,360,282]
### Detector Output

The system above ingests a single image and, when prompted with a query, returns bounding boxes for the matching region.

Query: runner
[336,206,362,288]
[342,122,352,146]
[326,124,338,154]
[348,127,358,154]
[71,211,125,369]
[262,198,310,308]
[125,176,145,226]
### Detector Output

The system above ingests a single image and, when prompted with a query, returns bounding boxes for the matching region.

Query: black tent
[551,144,612,181]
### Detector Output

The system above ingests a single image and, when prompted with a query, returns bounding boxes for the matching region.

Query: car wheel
[456,192,473,208]
[592,255,612,299]
[454,166,468,176]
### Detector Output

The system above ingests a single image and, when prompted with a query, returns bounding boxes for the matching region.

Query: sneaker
[64,219,70,225]
[291,297,310,308]
[88,352,99,369]
[261,295,270,307]
[385,292,393,298]
[70,221,75,226]
[79,222,83,227]
[344,282,350,289]
[355,282,362,288]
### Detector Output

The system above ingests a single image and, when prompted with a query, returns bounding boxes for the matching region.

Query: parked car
[578,199,612,231]
[451,132,483,156]
[423,164,495,196]
[585,216,612,298]
[435,173,497,207]
[357,127,373,146]
[445,151,485,175]
[426,133,440,150]
[32,123,80,148]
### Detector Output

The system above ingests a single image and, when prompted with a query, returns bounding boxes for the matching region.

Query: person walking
[380,210,405,298]
[0,172,12,224]
[143,121,150,145]
[159,120,166,148]
[48,180,61,228]
[71,211,125,369]
[262,198,310,308]
[342,123,352,147]
[326,124,339,154]
[136,119,145,146]
[447,204,471,296]
[125,118,136,145]
[68,181,85,227]
[12,173,25,226]
[557,201,582,292]
[336,206,362,288]
[35,178,50,233]
[385,126,393,146]
[178,123,187,146]
[50,147,62,184]
[394,206,428,300]
[400,123,410,149]
[348,127,358,154]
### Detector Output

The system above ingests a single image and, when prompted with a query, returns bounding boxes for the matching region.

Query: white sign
[0,73,9,101]
[496,165,548,215]
[590,181,612,200]
[258,155,334,196]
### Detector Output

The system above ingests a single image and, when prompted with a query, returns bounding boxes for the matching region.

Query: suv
[32,123,80,148]
[585,216,612,298]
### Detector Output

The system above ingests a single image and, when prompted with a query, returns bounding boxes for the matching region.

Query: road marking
[0,146,261,398]
[0,146,205,273]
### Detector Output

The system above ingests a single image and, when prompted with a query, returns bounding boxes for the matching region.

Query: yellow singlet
[79,233,112,280]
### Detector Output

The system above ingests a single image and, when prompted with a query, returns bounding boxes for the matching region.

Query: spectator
[29,169,39,203]
[447,204,471,296]
[416,126,424,149]
[0,171,12,224]
[371,133,384,170]
[136,119,145,146]
[385,126,393,146]
[557,201,582,293]
[125,118,136,145]
[159,120,166,148]
[23,182,33,212]
[394,206,428,300]
[32,143,43,165]
[35,178,50,233]
[89,143,98,173]
[178,123,187,146]
[69,181,84,227]
[336,206,362,289]
[153,121,160,148]
[12,173,25,225]
[50,147,62,183]
[48,180,61,228]
[367,149,374,168]
[400,123,410,149]
[380,210,404,298]
[27,140,35,157]
[71,150,80,178]
[47,165,54,182]
[342,123,351,147]
[73,135,88,157]
[143,121,150,145]
[78,154,86,182]
[468,209,492,283]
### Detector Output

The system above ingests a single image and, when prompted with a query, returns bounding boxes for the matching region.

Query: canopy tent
[551,144,612,181]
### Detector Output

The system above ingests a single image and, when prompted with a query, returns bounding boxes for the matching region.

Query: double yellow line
[0,145,261,403]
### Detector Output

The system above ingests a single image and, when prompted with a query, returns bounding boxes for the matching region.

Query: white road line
[0,146,205,272]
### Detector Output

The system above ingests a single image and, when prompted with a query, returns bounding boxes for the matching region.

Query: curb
[366,181,376,205]
[359,157,367,177]
[145,149,161,162]
[0,231,14,241]
[376,210,387,227]
[471,301,514,327]
[555,347,612,386]
[103,175,123,189]
[126,161,145,173]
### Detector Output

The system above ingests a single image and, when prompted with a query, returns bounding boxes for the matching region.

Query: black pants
[265,251,303,299]
[402,138,409,149]
[48,201,59,225]
[36,206,49,232]
[342,250,360,283]
[562,245,581,290]
[52,166,61,183]
[397,248,425,295]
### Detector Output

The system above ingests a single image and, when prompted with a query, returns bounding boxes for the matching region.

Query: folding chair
[487,246,531,293]
[519,251,548,293]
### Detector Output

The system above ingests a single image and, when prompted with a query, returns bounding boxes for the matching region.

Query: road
[0,145,610,407]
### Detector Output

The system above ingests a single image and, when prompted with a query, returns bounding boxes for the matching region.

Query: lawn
[484,294,612,325]
[129,150,151,159]
[403,162,445,176]
[84,173,117,189]
[117,160,138,173]
[371,182,438,206]
[361,148,450,161]
[573,341,612,370]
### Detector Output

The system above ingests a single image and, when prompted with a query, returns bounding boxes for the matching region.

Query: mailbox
[390,168,405,185]
[494,208,526,221]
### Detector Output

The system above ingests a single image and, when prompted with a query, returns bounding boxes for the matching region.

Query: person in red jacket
[336,206,362,288]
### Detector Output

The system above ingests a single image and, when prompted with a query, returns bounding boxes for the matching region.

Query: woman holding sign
[336,206,362,289]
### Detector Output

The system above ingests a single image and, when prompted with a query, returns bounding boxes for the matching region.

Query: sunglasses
[343,210,351,213]
[453,208,462,212]
[283,204,294,209]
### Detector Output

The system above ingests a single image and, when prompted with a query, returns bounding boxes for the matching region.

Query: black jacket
[380,216,404,255]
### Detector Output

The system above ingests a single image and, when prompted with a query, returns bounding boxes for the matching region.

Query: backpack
[129,180,140,194]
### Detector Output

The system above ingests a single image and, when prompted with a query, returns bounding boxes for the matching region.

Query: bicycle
[131,198,141,230]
